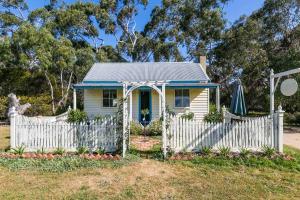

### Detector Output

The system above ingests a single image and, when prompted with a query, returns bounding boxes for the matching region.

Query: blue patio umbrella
[230,79,247,116]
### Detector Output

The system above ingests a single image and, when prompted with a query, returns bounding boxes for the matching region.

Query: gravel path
[284,126,300,149]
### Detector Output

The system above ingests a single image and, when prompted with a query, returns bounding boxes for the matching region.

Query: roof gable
[83,62,209,82]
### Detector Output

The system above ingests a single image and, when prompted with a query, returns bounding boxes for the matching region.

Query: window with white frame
[103,89,117,107]
[175,89,190,107]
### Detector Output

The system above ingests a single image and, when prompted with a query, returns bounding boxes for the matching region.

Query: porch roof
[73,82,219,89]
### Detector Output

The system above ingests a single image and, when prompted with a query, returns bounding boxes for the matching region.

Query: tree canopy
[0,0,300,115]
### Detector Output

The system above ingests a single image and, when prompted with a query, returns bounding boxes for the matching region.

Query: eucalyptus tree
[210,0,300,111]
[143,0,229,61]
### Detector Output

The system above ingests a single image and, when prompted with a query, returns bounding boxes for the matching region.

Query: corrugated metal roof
[83,62,209,82]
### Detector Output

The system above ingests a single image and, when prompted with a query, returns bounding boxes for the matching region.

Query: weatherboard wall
[84,88,209,121]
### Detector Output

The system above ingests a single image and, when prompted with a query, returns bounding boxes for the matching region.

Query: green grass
[0,132,299,199]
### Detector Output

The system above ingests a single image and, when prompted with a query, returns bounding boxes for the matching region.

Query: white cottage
[73,57,220,123]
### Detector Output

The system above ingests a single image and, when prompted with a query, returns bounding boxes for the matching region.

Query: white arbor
[121,81,168,158]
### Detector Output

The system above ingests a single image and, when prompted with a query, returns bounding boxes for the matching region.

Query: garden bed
[168,147,300,172]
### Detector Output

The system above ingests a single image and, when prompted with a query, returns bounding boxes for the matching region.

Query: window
[175,89,190,107]
[103,90,117,107]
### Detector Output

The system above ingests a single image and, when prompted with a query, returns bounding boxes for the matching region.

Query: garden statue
[7,93,31,116]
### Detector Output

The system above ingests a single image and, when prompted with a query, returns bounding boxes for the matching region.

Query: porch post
[129,92,133,121]
[122,83,127,158]
[162,83,167,158]
[159,94,162,117]
[73,88,77,110]
[216,86,220,112]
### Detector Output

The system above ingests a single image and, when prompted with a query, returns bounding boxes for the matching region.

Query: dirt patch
[131,135,161,151]
[284,126,300,149]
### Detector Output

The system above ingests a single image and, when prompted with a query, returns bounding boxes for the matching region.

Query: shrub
[11,145,25,155]
[95,147,105,155]
[146,120,162,136]
[209,103,217,113]
[219,146,231,157]
[130,121,143,135]
[67,110,88,123]
[240,148,251,158]
[37,148,46,154]
[76,146,89,155]
[201,146,212,156]
[181,112,194,120]
[262,146,276,158]
[204,112,223,123]
[53,147,65,155]
[284,112,300,125]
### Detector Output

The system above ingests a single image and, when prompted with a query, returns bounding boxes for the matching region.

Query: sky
[24,0,265,46]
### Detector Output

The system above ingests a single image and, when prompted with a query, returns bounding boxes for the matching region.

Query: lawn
[0,126,9,151]
[0,130,300,199]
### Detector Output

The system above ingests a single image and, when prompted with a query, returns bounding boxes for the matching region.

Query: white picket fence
[10,113,118,152]
[167,108,284,152]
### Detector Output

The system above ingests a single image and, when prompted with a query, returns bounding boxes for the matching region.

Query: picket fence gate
[10,112,118,152]
[167,107,284,152]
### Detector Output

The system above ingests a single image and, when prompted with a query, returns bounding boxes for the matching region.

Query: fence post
[276,105,284,153]
[8,106,18,148]
[222,106,227,123]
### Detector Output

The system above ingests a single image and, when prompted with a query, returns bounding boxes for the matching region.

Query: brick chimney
[199,55,206,72]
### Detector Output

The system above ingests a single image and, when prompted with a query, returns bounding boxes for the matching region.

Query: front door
[139,90,151,125]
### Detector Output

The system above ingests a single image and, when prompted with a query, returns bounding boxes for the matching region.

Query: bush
[204,112,223,123]
[240,148,251,158]
[181,112,194,120]
[67,110,88,123]
[218,146,231,157]
[262,146,276,158]
[130,121,143,135]
[146,120,162,136]
[284,112,300,125]
[76,146,89,155]
[11,145,25,155]
[53,147,65,155]
[130,120,162,136]
[201,146,212,156]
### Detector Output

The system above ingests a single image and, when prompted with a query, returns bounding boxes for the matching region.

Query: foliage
[36,148,46,154]
[115,98,125,153]
[95,147,106,155]
[130,121,143,135]
[262,146,276,158]
[201,147,213,156]
[284,112,300,125]
[0,95,53,119]
[141,108,149,121]
[239,148,251,158]
[204,112,223,123]
[209,104,217,113]
[181,112,194,120]
[146,120,162,136]
[67,109,87,123]
[218,146,231,157]
[76,146,89,155]
[11,145,25,155]
[53,147,65,155]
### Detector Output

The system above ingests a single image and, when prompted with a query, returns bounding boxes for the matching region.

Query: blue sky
[24,0,265,46]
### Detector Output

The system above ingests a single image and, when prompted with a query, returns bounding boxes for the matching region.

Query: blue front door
[139,90,152,125]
